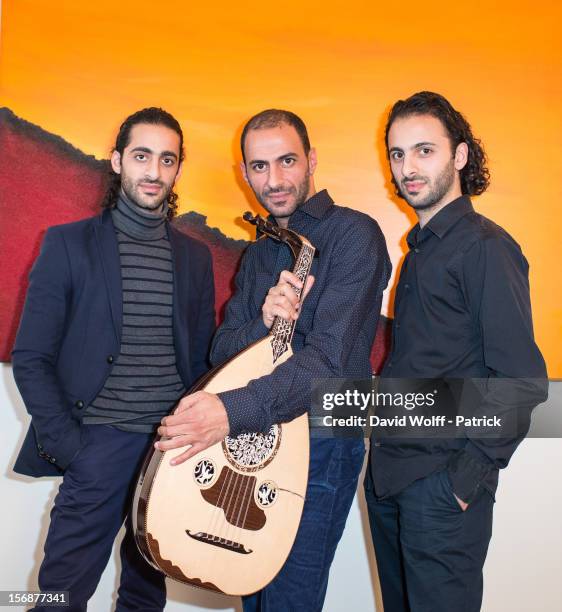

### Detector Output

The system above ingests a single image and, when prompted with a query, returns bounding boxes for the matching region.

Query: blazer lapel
[94,211,122,344]
[169,224,191,376]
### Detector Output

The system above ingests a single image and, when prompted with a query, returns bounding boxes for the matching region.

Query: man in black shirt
[365,91,547,612]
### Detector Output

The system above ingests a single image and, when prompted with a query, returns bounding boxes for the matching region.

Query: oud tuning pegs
[244,212,274,235]
[243,211,257,224]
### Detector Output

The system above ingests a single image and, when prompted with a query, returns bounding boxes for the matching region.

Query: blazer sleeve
[12,227,82,470]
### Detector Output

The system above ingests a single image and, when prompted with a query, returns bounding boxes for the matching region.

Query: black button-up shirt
[370,196,548,502]
[211,190,391,436]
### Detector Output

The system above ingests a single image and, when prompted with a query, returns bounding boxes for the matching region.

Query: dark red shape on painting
[0,108,107,364]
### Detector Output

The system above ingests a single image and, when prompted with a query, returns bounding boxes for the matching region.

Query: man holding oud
[157,109,391,610]
[12,108,215,611]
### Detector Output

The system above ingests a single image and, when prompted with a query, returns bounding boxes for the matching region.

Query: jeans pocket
[326,440,365,490]
[437,470,464,512]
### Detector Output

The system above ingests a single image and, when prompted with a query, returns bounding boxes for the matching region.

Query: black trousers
[32,425,166,612]
[364,467,494,612]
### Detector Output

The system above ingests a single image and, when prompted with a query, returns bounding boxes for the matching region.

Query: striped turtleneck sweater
[83,193,186,432]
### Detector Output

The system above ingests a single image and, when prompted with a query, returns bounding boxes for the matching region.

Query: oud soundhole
[194,459,216,487]
[222,425,282,472]
[256,481,278,508]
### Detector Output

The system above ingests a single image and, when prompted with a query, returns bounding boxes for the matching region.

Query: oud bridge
[186,530,252,555]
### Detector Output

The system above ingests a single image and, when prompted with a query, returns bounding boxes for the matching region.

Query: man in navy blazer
[12,108,215,611]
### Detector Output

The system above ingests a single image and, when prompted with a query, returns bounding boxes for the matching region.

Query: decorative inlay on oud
[270,243,315,363]
[200,466,266,530]
[222,424,281,472]
[193,458,216,486]
[146,533,222,592]
[255,481,278,508]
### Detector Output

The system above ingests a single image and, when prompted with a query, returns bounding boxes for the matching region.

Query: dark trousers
[243,438,365,612]
[32,425,166,612]
[364,467,494,612]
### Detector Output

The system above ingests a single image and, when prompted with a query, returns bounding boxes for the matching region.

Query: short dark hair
[240,109,311,162]
[101,107,184,219]
[385,91,490,196]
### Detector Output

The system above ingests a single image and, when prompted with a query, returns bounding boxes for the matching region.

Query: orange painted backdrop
[1,0,560,374]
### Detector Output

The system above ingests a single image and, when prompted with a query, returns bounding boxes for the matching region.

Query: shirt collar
[296,189,334,220]
[266,189,334,227]
[406,195,474,248]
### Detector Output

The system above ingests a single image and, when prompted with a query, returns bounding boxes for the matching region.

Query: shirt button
[404,284,410,290]
[414,248,420,253]
[49,457,57,464]
[75,400,84,409]
[107,355,114,364]
[395,323,400,329]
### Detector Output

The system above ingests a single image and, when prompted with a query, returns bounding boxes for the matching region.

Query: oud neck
[270,241,315,363]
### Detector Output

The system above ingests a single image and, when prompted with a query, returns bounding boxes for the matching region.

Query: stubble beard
[120,173,172,213]
[399,158,456,212]
[256,173,311,222]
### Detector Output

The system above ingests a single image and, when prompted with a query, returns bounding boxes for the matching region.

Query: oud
[132,212,315,595]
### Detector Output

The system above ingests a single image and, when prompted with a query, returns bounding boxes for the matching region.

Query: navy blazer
[12,210,215,477]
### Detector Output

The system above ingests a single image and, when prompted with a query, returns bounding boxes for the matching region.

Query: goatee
[399,159,455,211]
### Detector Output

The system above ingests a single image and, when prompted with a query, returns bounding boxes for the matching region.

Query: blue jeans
[243,438,365,612]
[32,425,166,612]
[364,467,494,612]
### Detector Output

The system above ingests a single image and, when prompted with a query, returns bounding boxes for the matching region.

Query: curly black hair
[385,91,490,197]
[100,107,185,220]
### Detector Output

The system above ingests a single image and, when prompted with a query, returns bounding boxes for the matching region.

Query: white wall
[1,363,560,611]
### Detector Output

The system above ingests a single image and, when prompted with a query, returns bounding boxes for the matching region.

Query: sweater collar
[110,191,168,240]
